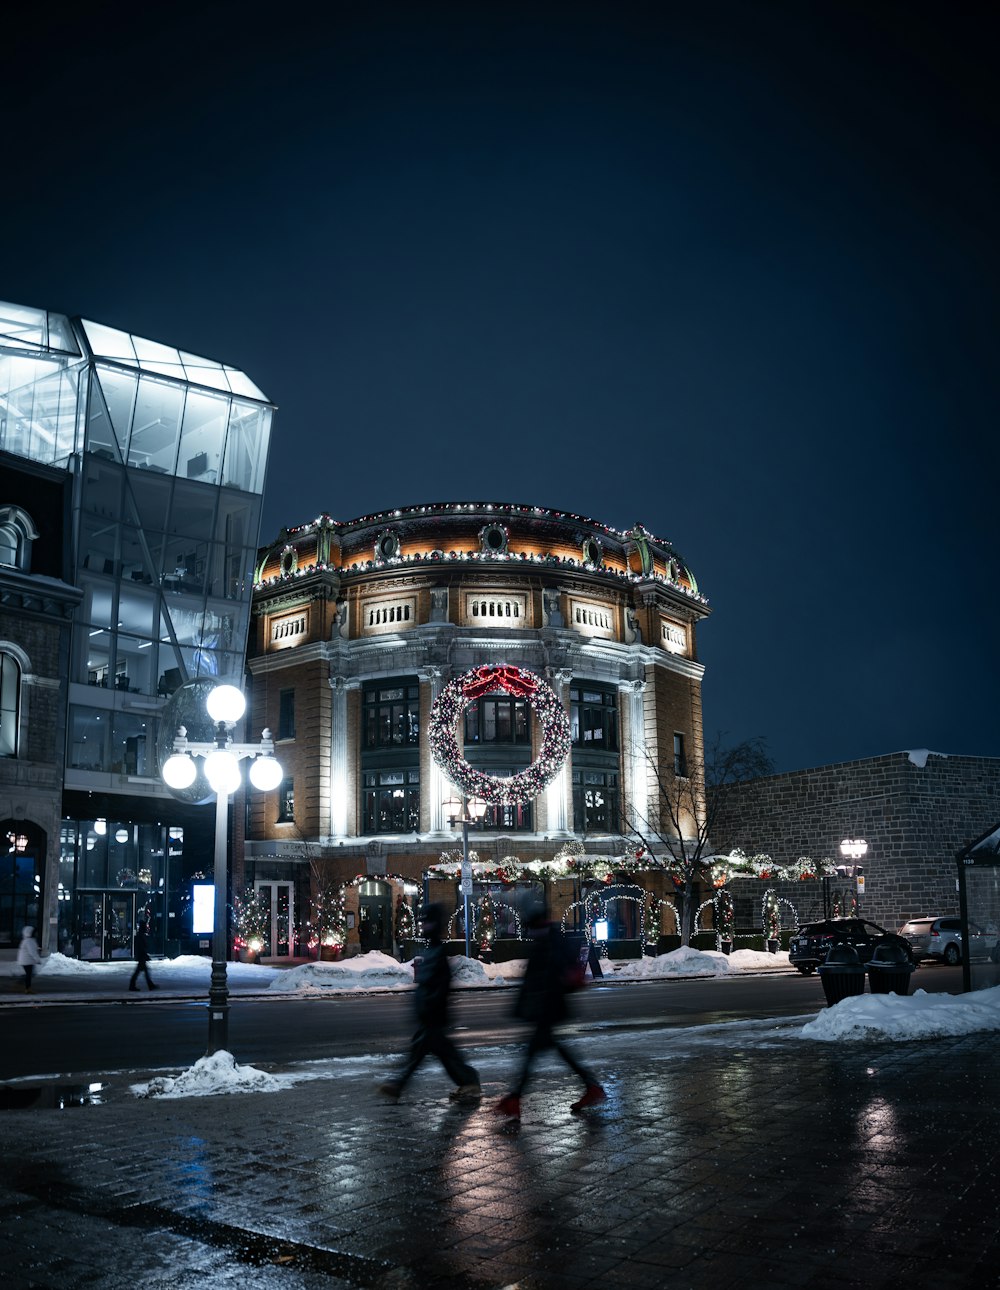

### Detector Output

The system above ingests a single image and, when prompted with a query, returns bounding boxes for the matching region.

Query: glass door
[77,891,138,959]
[255,881,294,957]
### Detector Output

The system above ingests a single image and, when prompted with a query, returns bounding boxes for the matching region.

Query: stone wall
[710,751,1000,931]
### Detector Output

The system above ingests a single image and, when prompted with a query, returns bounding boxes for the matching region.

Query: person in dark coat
[378,903,480,1102]
[493,909,606,1120]
[128,922,158,991]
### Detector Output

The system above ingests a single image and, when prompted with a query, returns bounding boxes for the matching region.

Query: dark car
[789,918,914,975]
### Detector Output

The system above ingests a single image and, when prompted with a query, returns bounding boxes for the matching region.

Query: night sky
[5,2,997,773]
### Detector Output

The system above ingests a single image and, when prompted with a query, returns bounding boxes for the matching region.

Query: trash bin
[817,943,866,1006]
[866,941,915,995]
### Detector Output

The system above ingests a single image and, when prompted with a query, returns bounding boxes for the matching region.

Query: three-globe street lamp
[442,794,488,958]
[161,683,282,1055]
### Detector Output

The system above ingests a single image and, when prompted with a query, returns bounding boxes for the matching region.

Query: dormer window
[0,506,38,571]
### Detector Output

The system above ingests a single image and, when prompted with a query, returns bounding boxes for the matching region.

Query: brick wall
[710,751,1000,930]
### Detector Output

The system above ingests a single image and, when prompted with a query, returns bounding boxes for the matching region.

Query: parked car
[788,918,914,975]
[897,916,995,966]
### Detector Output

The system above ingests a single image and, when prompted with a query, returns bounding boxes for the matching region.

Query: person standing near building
[493,908,606,1121]
[378,903,480,1102]
[17,925,41,992]
[128,921,158,992]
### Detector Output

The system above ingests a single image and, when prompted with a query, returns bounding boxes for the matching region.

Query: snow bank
[133,1051,284,1099]
[799,985,1000,1041]
[601,946,789,980]
[267,951,414,993]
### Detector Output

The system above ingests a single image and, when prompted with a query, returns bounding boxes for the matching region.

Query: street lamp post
[442,794,488,958]
[161,683,282,1055]
[839,837,868,916]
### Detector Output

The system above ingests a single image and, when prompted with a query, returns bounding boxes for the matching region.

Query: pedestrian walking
[128,922,159,991]
[493,908,606,1121]
[378,903,480,1103]
[16,925,41,992]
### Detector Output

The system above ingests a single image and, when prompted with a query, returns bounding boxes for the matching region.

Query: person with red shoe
[493,907,606,1121]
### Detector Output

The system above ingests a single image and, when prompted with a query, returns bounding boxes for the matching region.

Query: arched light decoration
[248,753,283,792]
[162,752,198,789]
[204,749,242,796]
[206,684,246,725]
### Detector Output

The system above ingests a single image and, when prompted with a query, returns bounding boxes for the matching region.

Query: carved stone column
[545,667,573,837]
[620,677,648,831]
[328,675,359,839]
[420,665,450,835]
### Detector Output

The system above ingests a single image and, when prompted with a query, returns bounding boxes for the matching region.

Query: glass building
[0,299,274,958]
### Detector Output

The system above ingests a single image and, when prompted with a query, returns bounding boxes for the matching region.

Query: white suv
[897,916,993,966]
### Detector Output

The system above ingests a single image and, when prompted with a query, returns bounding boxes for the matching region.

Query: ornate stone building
[245,503,710,953]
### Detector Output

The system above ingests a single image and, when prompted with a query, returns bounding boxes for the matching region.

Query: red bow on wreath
[462,665,539,699]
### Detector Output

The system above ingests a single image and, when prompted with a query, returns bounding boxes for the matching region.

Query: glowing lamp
[248,754,283,792]
[162,752,197,789]
[206,684,246,725]
[204,749,241,795]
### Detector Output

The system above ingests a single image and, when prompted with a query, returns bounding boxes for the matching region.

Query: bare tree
[623,734,774,945]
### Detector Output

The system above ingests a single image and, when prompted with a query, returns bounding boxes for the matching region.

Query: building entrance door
[255,881,294,957]
[77,891,138,960]
[358,880,392,953]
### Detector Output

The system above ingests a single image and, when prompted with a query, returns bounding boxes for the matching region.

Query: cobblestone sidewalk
[1,1022,999,1290]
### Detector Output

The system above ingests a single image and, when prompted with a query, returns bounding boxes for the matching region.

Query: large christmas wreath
[428,664,571,805]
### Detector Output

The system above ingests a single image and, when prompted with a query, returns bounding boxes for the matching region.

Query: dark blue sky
[6,2,998,772]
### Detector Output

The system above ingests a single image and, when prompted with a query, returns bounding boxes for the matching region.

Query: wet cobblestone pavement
[2,1021,1000,1290]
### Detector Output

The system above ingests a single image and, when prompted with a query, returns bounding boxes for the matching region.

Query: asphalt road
[0,963,963,1081]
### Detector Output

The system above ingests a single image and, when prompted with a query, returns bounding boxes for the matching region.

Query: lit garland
[763,889,780,940]
[428,665,571,805]
[709,849,837,885]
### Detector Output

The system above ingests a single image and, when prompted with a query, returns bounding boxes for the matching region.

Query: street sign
[460,878,472,895]
[857,876,866,893]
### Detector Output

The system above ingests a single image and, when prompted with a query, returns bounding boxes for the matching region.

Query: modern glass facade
[0,299,274,957]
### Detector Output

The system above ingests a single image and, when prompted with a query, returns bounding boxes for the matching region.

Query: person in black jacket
[128,922,159,992]
[378,903,480,1102]
[493,908,605,1120]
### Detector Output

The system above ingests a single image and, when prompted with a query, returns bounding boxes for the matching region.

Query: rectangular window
[674,733,687,778]
[278,777,295,823]
[363,681,420,749]
[362,768,420,834]
[464,694,529,745]
[569,684,618,750]
[571,769,619,834]
[278,688,295,740]
[0,652,20,757]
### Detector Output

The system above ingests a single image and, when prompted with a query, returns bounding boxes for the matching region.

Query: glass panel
[123,470,171,536]
[105,892,135,958]
[113,634,154,697]
[119,522,164,586]
[78,893,103,959]
[131,335,186,380]
[81,320,136,362]
[0,300,49,348]
[69,705,111,771]
[179,351,231,393]
[275,884,291,957]
[81,454,125,520]
[225,368,268,400]
[179,388,228,482]
[128,377,183,473]
[167,477,218,542]
[93,366,137,457]
[221,402,268,493]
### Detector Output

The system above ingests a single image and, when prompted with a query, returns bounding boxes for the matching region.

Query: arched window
[0,652,21,757]
[0,506,39,572]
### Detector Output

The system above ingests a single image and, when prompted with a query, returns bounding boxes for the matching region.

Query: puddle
[0,1082,106,1109]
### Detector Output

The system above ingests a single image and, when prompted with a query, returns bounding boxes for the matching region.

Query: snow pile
[267,951,415,993]
[602,946,788,979]
[134,1051,283,1099]
[799,985,1000,1041]
[450,956,521,987]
